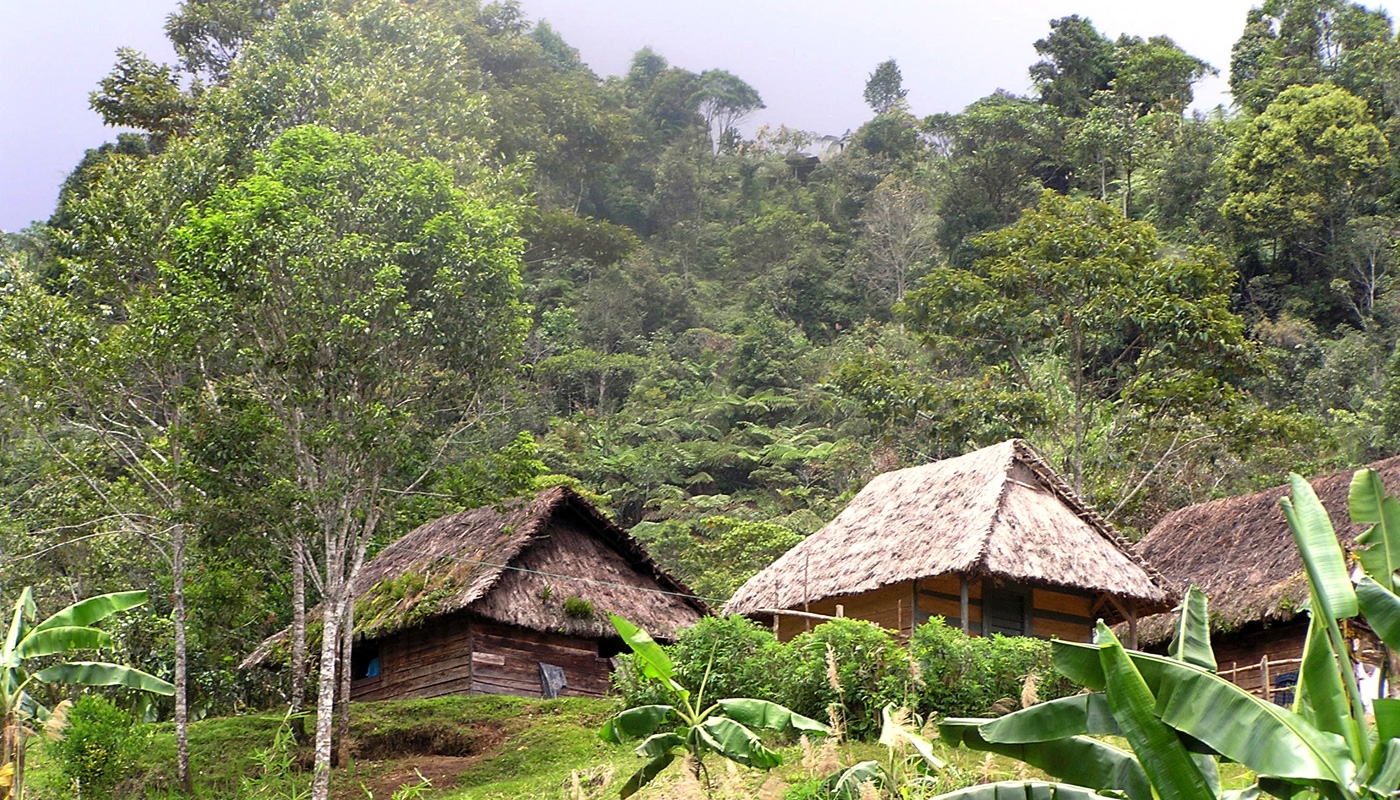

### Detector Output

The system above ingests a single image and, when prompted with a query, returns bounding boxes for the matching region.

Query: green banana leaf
[697,716,780,768]
[1292,610,1355,749]
[941,719,1152,800]
[619,750,675,799]
[1095,623,1215,800]
[601,704,674,743]
[13,626,113,659]
[30,661,174,695]
[1359,738,1400,796]
[3,588,34,659]
[826,761,884,800]
[1281,474,1358,622]
[29,590,147,633]
[716,698,830,734]
[635,731,685,759]
[1373,699,1400,742]
[969,693,1122,742]
[1348,469,1400,590]
[609,613,686,698]
[1168,587,1217,672]
[924,779,1129,800]
[1356,578,1400,652]
[1053,640,1353,786]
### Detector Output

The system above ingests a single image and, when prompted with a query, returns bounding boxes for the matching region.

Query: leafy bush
[910,617,1076,717]
[49,695,149,800]
[611,615,785,707]
[781,618,913,739]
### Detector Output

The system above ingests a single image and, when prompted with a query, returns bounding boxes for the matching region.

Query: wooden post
[911,581,919,634]
[835,604,844,618]
[803,553,811,633]
[1262,654,1271,703]
[1127,599,1139,650]
[959,574,970,634]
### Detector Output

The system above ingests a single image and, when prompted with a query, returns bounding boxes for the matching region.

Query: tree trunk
[172,523,192,795]
[310,586,344,800]
[290,534,306,715]
[334,602,353,769]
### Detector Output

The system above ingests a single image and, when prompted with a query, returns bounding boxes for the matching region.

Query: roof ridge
[1011,440,1173,595]
[972,440,1019,571]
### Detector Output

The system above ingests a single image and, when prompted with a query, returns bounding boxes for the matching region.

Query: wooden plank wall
[351,613,475,702]
[772,574,1097,643]
[471,620,613,698]
[1211,622,1309,696]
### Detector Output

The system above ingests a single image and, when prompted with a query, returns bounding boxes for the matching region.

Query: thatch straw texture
[241,486,705,668]
[724,440,1170,617]
[1133,456,1400,645]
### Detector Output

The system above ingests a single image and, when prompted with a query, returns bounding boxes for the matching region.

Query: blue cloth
[365,657,380,678]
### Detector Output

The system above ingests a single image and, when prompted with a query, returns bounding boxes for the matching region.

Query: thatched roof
[1133,456,1400,646]
[242,486,706,668]
[723,440,1171,619]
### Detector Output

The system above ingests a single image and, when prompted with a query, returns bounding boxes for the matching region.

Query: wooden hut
[1132,456,1400,698]
[723,440,1172,644]
[243,486,706,701]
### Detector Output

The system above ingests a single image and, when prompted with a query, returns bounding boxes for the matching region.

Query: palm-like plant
[1,587,174,800]
[599,614,830,797]
[934,467,1400,800]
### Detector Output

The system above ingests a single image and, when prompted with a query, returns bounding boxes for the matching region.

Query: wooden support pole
[1262,654,1271,703]
[959,574,970,634]
[911,581,919,635]
[1128,599,1139,650]
[835,604,844,618]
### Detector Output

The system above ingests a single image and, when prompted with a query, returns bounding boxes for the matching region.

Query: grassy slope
[17,695,1254,800]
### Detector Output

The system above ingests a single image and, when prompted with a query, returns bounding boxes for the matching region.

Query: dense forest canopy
[5,0,1400,772]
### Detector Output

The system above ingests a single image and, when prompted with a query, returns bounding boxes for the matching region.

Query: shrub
[910,617,1077,717]
[49,694,149,800]
[611,615,785,707]
[781,618,913,739]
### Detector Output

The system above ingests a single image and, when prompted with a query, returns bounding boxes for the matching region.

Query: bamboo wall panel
[771,575,1100,643]
[778,582,913,641]
[1033,588,1094,617]
[1032,616,1092,642]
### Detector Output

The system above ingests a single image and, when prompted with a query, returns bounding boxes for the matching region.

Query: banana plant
[2,587,174,800]
[599,613,829,798]
[932,469,1400,800]
[825,704,946,799]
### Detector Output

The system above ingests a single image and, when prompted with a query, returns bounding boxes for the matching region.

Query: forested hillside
[3,0,1400,750]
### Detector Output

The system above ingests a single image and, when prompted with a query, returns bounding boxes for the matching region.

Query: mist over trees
[7,0,1400,793]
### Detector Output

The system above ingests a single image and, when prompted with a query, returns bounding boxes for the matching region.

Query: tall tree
[692,69,764,153]
[863,59,908,115]
[1030,15,1117,118]
[165,125,527,800]
[902,192,1257,520]
[1223,83,1389,308]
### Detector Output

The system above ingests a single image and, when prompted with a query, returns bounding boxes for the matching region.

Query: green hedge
[613,614,1080,738]
[910,616,1078,717]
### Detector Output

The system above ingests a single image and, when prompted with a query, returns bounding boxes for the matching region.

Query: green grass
[15,696,1264,800]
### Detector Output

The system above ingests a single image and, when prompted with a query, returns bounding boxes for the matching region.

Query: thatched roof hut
[725,440,1172,642]
[1134,456,1400,648]
[243,486,707,700]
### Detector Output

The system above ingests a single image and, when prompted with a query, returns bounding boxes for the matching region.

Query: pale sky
[2,0,1395,232]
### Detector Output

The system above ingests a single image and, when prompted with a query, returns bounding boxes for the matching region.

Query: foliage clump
[910,617,1076,717]
[48,695,149,800]
[614,615,1064,740]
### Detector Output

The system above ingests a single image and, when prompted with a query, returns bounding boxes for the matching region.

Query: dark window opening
[982,580,1031,638]
[597,637,627,659]
[351,643,381,680]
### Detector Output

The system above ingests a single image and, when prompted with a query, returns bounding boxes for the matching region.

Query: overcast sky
[3,1,1396,232]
